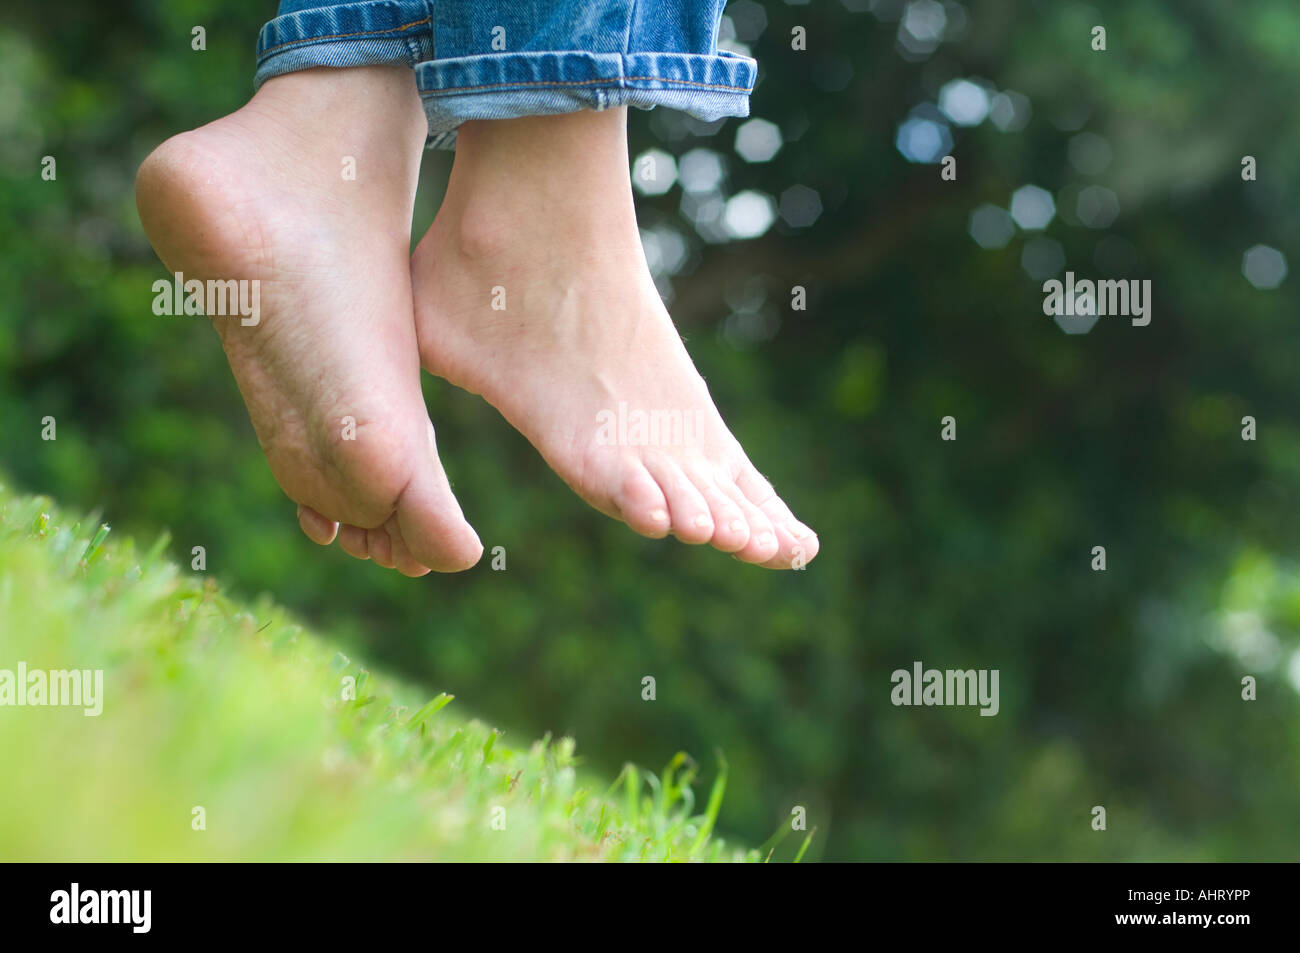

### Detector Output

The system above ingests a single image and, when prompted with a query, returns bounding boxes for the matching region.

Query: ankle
[254,66,424,132]
[457,107,628,157]
[245,68,427,189]
[439,109,643,261]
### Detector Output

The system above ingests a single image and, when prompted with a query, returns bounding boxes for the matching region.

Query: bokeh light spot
[1010,184,1055,230]
[896,115,953,163]
[779,185,823,228]
[677,148,725,194]
[1243,245,1287,289]
[968,204,1015,249]
[988,90,1031,132]
[1076,185,1120,229]
[734,118,783,163]
[723,190,777,240]
[939,78,990,126]
[631,148,677,196]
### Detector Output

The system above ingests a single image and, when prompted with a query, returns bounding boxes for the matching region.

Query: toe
[367,527,396,569]
[385,518,432,577]
[392,421,483,572]
[759,519,820,570]
[736,465,819,569]
[611,460,673,539]
[338,523,371,560]
[642,454,714,544]
[721,481,780,564]
[686,466,751,553]
[297,504,338,545]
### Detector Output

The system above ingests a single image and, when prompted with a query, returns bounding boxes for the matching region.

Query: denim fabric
[255,2,435,83]
[254,1,756,148]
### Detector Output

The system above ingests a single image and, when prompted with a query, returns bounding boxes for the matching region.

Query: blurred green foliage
[2,0,1299,859]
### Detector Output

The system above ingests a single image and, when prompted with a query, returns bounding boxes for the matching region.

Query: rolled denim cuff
[253,0,435,90]
[415,50,756,149]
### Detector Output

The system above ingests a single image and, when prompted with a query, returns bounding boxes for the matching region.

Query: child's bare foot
[411,109,817,569]
[136,67,481,575]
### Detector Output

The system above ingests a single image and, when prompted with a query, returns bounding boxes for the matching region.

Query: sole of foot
[136,67,482,575]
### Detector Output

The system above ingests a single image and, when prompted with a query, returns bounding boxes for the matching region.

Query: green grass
[0,482,762,861]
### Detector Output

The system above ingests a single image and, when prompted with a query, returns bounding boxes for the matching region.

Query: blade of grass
[407,692,453,728]
[793,826,817,863]
[80,523,111,565]
[689,752,728,858]
[623,763,640,828]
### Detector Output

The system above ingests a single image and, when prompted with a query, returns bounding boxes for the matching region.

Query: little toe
[297,504,338,545]
[737,466,819,569]
[759,519,820,570]
[642,455,714,544]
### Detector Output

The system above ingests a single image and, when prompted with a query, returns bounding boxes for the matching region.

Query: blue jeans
[254,1,756,148]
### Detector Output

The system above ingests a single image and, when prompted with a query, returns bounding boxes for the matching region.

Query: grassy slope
[0,483,760,861]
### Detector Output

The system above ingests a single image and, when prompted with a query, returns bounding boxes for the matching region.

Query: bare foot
[411,109,817,569]
[136,67,481,575]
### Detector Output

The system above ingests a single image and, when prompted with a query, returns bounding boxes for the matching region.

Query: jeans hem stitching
[258,17,432,58]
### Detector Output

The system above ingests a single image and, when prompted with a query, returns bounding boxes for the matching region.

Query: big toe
[609,459,674,539]
[393,423,482,572]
